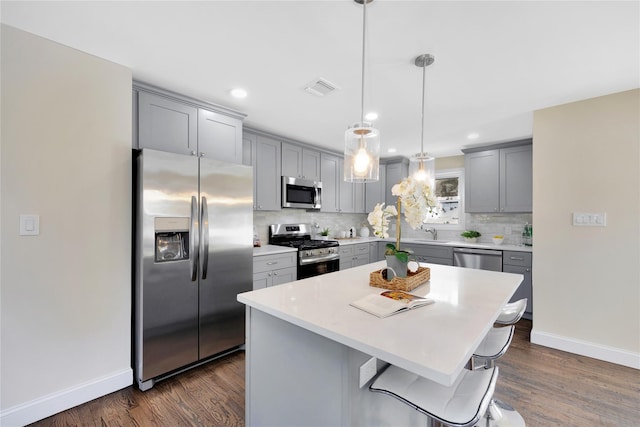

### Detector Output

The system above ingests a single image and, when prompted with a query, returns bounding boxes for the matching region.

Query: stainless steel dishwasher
[453,247,503,271]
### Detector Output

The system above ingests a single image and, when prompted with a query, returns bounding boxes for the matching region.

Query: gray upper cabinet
[138,91,197,156]
[135,84,245,164]
[365,164,386,211]
[321,153,366,213]
[282,143,321,181]
[198,108,243,164]
[320,153,340,213]
[254,134,282,211]
[385,159,409,208]
[463,140,532,213]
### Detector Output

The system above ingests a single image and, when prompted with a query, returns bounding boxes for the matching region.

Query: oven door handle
[299,254,340,265]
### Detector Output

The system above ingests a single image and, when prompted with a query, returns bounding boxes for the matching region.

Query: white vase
[359,227,370,238]
[464,237,477,243]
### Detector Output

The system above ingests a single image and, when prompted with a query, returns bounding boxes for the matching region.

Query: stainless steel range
[268,223,339,279]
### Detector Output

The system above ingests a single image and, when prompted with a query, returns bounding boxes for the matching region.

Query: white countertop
[237,261,523,386]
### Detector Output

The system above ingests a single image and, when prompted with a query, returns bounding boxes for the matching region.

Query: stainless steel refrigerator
[133,148,253,391]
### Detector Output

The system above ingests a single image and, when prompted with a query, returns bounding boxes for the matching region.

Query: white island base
[239,261,523,426]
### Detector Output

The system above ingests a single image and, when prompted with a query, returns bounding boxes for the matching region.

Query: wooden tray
[369,267,431,292]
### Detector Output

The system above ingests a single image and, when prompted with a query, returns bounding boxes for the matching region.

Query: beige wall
[1,25,133,423]
[532,89,640,367]
[435,155,464,170]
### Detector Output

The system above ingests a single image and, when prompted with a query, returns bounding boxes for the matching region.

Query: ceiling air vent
[304,78,339,97]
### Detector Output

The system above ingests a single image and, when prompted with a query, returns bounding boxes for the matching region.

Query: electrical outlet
[359,357,377,388]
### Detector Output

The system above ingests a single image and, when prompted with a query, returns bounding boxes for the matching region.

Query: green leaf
[395,251,409,263]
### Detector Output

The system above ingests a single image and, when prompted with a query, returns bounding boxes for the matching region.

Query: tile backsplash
[254,210,532,247]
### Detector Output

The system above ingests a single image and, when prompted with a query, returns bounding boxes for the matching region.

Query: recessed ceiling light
[467,132,479,140]
[387,148,397,153]
[230,88,248,99]
[365,112,378,121]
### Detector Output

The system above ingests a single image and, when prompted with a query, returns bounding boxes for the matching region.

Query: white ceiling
[2,1,638,158]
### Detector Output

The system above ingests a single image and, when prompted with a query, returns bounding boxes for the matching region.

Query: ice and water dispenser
[154,217,190,262]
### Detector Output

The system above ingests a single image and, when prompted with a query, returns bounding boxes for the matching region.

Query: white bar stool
[369,365,499,427]
[471,325,515,370]
[495,298,527,325]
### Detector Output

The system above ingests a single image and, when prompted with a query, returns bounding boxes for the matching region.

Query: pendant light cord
[420,61,426,155]
[360,0,367,125]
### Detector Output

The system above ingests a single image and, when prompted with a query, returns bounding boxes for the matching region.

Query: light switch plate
[20,214,40,235]
[572,212,606,227]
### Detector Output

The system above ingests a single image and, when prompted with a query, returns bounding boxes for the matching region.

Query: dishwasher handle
[453,247,503,256]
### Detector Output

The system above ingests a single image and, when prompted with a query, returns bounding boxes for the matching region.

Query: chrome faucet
[423,227,438,240]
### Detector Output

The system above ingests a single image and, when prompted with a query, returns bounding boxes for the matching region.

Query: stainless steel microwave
[282,176,322,210]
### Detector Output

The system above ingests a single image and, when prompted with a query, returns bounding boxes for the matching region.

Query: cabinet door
[321,153,340,212]
[198,108,243,164]
[369,242,381,262]
[500,145,532,212]
[281,143,302,178]
[339,160,355,213]
[138,91,197,155]
[365,164,386,211]
[243,133,257,208]
[302,149,321,181]
[253,271,271,290]
[502,264,532,319]
[271,267,297,286]
[354,183,366,213]
[255,136,281,211]
[465,149,500,212]
[385,161,408,207]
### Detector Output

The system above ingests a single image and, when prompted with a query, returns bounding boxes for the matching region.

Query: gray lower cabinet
[339,243,370,270]
[368,241,382,262]
[502,251,533,320]
[463,140,532,213]
[253,252,297,290]
[399,243,454,266]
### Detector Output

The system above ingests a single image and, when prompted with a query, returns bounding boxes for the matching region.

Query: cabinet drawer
[339,246,354,256]
[403,243,454,260]
[354,243,369,254]
[503,251,532,268]
[253,252,296,274]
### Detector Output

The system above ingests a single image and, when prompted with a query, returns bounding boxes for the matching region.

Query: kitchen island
[237,261,523,426]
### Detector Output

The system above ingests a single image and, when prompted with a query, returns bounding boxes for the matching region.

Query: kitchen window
[424,168,464,229]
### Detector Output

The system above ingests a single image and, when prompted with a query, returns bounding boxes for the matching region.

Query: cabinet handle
[191,150,197,156]
[510,256,524,261]
[274,272,278,276]
[200,152,205,157]
[525,268,531,272]
[267,261,278,265]
[268,272,271,276]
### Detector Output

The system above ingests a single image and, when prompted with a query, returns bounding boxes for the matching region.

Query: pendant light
[409,53,435,188]
[344,0,380,183]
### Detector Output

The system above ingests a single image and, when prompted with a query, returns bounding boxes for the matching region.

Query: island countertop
[238,261,523,386]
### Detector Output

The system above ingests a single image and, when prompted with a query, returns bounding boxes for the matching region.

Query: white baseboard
[531,329,640,369]
[0,368,132,427]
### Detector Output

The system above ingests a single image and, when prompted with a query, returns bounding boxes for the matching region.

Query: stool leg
[479,399,526,426]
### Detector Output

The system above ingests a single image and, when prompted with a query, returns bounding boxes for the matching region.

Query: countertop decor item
[369,176,437,276]
[461,230,481,243]
[359,226,370,237]
[370,266,431,292]
[492,235,504,245]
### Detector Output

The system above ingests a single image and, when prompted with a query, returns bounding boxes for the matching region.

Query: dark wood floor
[29,319,640,427]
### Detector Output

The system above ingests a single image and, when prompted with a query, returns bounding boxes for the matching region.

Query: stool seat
[370,365,498,427]
[496,298,528,325]
[472,325,515,370]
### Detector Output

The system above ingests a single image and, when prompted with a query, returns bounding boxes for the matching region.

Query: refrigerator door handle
[190,195,199,281]
[200,196,209,280]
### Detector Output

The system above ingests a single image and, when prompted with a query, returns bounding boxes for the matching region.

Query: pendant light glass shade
[345,122,380,182]
[344,0,379,183]
[410,53,435,190]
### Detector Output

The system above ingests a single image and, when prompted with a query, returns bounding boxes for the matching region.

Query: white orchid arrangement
[368,176,438,257]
